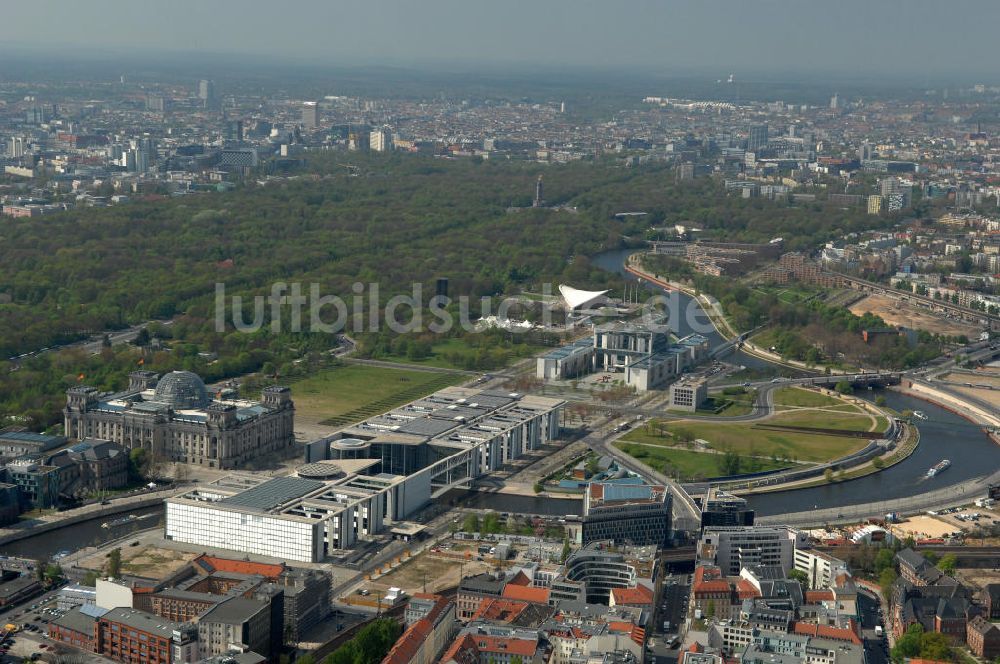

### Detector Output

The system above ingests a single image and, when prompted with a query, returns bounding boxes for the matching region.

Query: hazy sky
[6,0,1000,78]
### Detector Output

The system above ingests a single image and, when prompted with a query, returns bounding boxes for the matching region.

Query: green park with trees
[0,152,908,432]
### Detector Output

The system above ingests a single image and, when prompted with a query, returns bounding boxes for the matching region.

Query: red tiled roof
[693,566,731,594]
[833,572,855,587]
[470,598,529,623]
[735,579,761,600]
[502,584,550,604]
[440,633,538,663]
[608,620,635,633]
[611,585,654,606]
[791,621,863,645]
[476,635,538,656]
[506,571,532,587]
[192,554,285,580]
[604,620,644,645]
[383,595,450,664]
[805,590,836,603]
[546,626,582,640]
[382,618,431,664]
[440,633,477,664]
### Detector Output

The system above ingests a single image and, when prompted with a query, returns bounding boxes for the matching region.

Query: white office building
[369,128,391,152]
[698,526,808,576]
[166,387,563,562]
[792,547,849,590]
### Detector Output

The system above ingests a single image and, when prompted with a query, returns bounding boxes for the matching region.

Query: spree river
[3,249,998,557]
[590,248,798,375]
[746,389,1000,516]
[0,505,163,561]
[592,247,1000,516]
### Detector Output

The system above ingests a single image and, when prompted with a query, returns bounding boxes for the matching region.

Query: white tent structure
[558,284,610,310]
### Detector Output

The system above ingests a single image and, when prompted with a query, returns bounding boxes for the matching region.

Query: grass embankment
[738,421,918,493]
[637,411,874,462]
[613,442,791,481]
[287,364,464,427]
[772,386,840,408]
[616,387,884,480]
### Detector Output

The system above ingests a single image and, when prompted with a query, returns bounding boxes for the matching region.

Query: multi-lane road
[6,321,172,364]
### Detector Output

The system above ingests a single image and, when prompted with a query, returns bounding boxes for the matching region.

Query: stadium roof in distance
[558,284,609,310]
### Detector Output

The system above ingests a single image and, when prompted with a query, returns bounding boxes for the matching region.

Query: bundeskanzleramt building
[536,319,710,391]
[64,371,293,470]
[581,482,671,547]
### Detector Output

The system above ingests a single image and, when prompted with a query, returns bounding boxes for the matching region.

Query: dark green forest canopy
[0,155,639,358]
[0,153,882,359]
[0,153,889,429]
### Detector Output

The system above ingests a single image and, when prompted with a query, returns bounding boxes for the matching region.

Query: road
[756,464,1000,527]
[7,321,174,364]
[655,574,689,637]
[586,423,703,532]
[858,587,890,664]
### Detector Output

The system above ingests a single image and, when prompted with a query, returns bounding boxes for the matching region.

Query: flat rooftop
[220,476,325,511]
[101,607,181,640]
[587,482,668,507]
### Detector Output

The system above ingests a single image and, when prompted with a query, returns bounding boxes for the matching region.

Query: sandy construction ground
[943,371,1000,388]
[369,550,490,595]
[848,294,983,338]
[892,515,956,539]
[956,568,1000,593]
[949,385,1000,409]
[77,543,197,579]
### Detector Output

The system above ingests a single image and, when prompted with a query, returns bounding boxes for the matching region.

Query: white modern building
[792,547,849,590]
[536,319,710,391]
[698,526,808,576]
[165,387,563,562]
[369,128,392,152]
[669,377,708,412]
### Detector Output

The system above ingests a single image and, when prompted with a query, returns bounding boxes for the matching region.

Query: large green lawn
[765,409,873,432]
[288,364,464,427]
[772,386,844,408]
[375,337,546,371]
[613,442,791,481]
[622,407,876,463]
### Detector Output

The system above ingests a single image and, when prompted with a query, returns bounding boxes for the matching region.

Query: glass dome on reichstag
[153,371,210,409]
